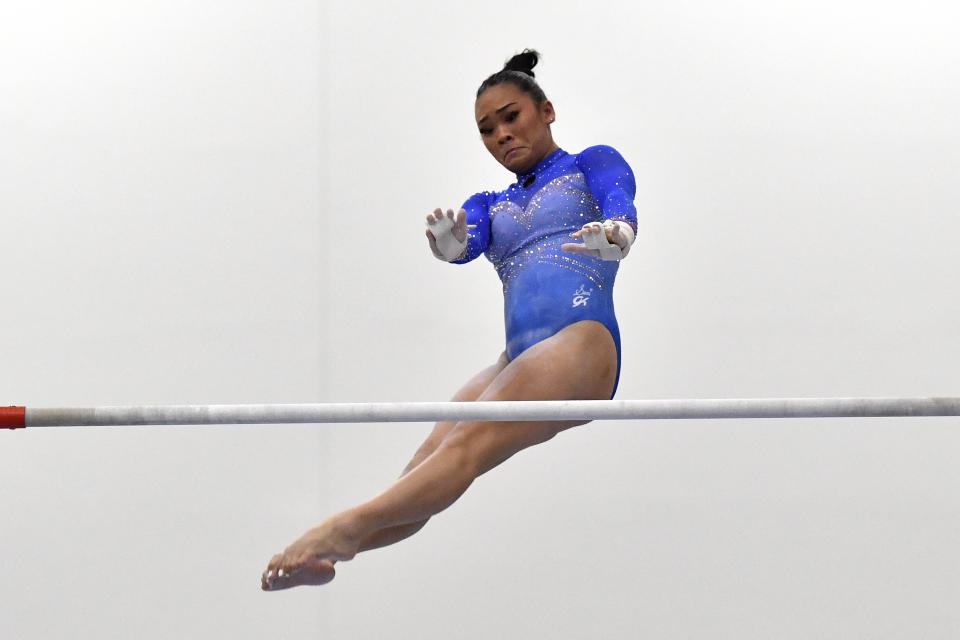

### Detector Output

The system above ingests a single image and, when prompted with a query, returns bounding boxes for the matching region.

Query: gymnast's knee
[439,419,562,474]
[433,426,487,473]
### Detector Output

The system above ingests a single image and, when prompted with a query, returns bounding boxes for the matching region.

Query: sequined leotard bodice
[453,145,638,397]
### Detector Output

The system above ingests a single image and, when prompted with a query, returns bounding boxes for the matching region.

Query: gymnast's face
[475,83,557,174]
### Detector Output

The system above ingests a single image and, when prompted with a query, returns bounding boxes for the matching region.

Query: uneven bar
[4,397,958,428]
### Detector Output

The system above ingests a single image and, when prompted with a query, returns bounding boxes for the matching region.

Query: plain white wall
[2,0,959,638]
[0,1,330,637]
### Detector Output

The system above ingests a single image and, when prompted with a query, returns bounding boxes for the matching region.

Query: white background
[1,1,958,638]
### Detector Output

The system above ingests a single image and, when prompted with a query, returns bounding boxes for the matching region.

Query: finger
[426,230,440,251]
[452,210,468,242]
[577,224,597,239]
[426,233,441,257]
[561,243,599,257]
[446,208,456,221]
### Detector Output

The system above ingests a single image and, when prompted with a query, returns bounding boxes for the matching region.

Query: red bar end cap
[1,407,26,429]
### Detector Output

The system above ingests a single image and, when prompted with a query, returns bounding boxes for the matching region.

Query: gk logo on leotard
[572,285,593,308]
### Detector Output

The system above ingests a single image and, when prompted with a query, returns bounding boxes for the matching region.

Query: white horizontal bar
[17,397,960,427]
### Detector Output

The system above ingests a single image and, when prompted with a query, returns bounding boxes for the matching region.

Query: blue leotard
[453,145,638,398]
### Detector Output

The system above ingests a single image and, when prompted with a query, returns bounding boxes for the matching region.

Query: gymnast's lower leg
[353,352,511,553]
[353,423,452,553]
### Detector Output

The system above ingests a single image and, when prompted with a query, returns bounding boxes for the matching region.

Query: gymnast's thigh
[484,320,618,406]
[437,321,617,475]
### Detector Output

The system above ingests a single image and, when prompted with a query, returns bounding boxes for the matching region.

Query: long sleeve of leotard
[576,145,638,232]
[451,190,493,264]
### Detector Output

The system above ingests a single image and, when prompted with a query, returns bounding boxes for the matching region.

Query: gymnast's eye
[505,111,519,121]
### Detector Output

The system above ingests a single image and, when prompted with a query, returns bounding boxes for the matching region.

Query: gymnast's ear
[541,100,556,125]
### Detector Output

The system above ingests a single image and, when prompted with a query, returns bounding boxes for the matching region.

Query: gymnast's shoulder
[460,189,499,211]
[575,144,632,165]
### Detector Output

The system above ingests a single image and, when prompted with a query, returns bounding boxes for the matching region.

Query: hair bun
[476,49,548,102]
[503,48,540,78]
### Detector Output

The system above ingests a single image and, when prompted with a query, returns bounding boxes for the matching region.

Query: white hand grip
[427,215,467,261]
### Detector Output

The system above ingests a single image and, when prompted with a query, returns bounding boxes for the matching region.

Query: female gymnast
[262,49,638,590]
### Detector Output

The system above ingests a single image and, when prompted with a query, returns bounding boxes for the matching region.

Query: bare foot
[261,515,362,591]
[262,556,336,590]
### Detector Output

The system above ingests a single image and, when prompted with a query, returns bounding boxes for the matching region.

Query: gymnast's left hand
[561,220,635,260]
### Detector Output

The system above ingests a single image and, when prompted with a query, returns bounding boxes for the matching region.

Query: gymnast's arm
[424,190,492,263]
[563,145,639,259]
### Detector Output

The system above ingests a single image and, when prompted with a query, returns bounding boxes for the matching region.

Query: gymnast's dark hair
[476,49,548,105]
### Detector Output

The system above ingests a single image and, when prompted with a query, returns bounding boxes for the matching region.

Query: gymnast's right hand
[425,208,469,261]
